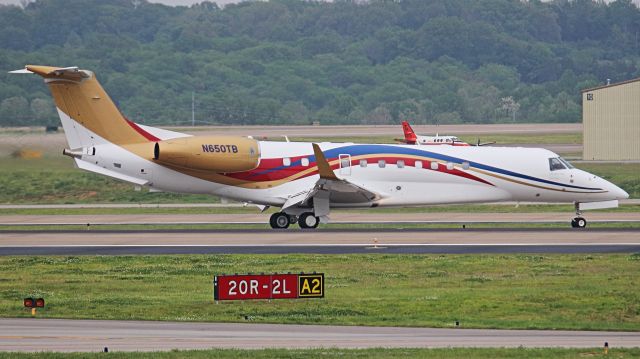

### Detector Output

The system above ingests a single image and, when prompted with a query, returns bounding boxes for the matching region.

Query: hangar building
[582,78,640,161]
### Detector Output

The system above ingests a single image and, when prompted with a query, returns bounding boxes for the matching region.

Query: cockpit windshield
[559,157,574,169]
[549,157,574,171]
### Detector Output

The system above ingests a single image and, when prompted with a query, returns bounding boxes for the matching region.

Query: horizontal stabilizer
[13,65,90,81]
[8,68,33,74]
[75,159,149,186]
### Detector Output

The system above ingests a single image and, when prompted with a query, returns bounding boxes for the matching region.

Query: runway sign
[214,273,324,301]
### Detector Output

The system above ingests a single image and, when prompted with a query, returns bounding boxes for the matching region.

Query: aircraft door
[339,154,351,175]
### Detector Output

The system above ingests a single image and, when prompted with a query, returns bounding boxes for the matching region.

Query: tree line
[1,0,639,127]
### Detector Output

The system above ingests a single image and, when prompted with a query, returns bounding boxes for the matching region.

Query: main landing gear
[269,212,319,229]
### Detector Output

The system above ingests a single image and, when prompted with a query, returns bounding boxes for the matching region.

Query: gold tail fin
[26,65,158,146]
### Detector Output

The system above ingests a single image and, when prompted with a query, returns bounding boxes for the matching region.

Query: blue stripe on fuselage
[256,144,602,191]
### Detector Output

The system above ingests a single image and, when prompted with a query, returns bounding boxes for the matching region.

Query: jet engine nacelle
[153,136,260,173]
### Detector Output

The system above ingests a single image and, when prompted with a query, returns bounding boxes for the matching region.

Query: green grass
[1,348,638,358]
[0,157,218,204]
[579,162,640,201]
[1,254,639,331]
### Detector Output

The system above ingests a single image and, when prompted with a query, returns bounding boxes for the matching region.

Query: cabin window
[341,157,350,168]
[397,160,405,168]
[283,157,291,166]
[415,161,422,169]
[301,158,309,167]
[446,162,454,170]
[549,157,566,171]
[462,162,470,170]
[430,162,439,170]
[360,159,367,167]
[378,160,386,168]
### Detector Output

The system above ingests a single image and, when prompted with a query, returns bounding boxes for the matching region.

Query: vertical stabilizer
[401,121,417,143]
[21,65,158,148]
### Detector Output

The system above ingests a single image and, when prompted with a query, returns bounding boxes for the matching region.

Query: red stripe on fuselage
[224,155,492,186]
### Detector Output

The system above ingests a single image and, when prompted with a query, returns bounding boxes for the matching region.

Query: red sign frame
[213,273,323,301]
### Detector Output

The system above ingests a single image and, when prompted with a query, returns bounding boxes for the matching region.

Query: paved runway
[2,212,638,255]
[2,212,639,225]
[2,227,639,255]
[1,318,637,352]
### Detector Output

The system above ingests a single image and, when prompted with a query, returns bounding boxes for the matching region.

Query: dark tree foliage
[1,0,639,126]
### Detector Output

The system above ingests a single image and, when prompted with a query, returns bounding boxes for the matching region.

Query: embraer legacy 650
[12,66,628,229]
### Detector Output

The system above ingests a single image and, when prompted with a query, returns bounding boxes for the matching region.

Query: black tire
[298,212,319,229]
[270,212,290,229]
[574,217,587,228]
[570,218,577,228]
[288,215,298,224]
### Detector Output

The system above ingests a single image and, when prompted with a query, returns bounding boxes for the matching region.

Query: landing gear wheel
[269,212,290,229]
[288,215,298,225]
[298,212,319,229]
[571,217,587,228]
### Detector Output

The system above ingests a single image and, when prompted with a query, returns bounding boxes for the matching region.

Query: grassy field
[579,162,640,201]
[0,156,638,205]
[0,157,217,204]
[1,254,639,331]
[1,348,638,358]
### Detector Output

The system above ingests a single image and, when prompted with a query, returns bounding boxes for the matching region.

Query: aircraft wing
[281,144,380,210]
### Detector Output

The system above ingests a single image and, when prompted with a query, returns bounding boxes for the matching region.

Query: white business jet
[11,65,628,229]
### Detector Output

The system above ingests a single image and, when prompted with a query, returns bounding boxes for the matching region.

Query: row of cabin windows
[358,159,469,170]
[281,157,470,171]
[282,157,310,167]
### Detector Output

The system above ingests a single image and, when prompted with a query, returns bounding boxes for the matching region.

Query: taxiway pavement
[1,228,639,255]
[1,318,637,352]
[2,212,638,255]
[2,212,639,226]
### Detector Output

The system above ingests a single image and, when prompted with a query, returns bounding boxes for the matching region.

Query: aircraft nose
[608,182,629,200]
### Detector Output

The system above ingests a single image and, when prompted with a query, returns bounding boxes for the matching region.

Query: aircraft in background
[396,121,495,147]
[11,65,628,229]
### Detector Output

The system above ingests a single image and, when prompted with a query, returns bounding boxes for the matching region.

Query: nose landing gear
[571,203,587,228]
[571,217,587,228]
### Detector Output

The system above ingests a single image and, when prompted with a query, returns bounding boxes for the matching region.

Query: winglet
[8,68,33,74]
[312,143,339,180]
